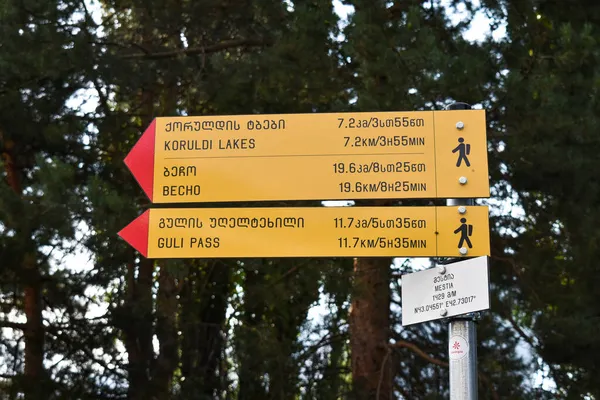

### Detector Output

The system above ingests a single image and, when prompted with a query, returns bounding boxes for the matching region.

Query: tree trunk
[123,258,155,400]
[237,263,267,400]
[153,266,178,398]
[2,140,45,400]
[124,11,158,394]
[349,256,392,400]
[23,253,45,400]
[198,261,230,399]
[180,260,231,399]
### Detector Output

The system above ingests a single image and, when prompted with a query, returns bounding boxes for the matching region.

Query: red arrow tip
[124,119,156,201]
[118,210,150,257]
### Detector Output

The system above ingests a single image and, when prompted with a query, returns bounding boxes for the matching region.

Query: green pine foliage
[0,0,107,398]
[1,0,600,399]
[487,0,600,397]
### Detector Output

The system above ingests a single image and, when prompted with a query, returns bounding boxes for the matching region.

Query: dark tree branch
[0,321,26,330]
[377,344,392,400]
[390,340,448,368]
[121,38,273,60]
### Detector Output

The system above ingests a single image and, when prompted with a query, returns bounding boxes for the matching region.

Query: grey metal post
[446,102,478,400]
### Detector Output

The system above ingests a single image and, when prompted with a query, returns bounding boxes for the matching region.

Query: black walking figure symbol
[452,137,471,167]
[454,218,473,249]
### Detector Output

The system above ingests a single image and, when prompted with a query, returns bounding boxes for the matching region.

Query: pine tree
[486,0,600,397]
[0,0,98,398]
[88,0,347,398]
[343,0,531,398]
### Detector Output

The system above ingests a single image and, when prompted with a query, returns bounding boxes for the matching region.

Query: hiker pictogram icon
[454,217,473,249]
[452,137,471,167]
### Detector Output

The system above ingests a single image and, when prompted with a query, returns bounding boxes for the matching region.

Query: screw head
[456,121,465,130]
[458,206,467,214]
[458,176,468,185]
[440,309,448,317]
[438,266,446,274]
[459,247,468,255]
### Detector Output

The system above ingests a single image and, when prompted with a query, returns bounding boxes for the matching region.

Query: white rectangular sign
[401,256,490,326]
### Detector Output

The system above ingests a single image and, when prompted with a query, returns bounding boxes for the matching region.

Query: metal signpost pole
[447,102,478,400]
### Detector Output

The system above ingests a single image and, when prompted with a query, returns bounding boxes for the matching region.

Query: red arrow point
[118,210,150,257]
[124,119,156,201]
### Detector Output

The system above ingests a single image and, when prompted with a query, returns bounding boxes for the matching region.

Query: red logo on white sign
[449,335,468,360]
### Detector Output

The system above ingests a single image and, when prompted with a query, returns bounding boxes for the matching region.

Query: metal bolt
[458,206,467,214]
[440,309,448,317]
[456,121,465,130]
[459,247,468,255]
[438,265,446,274]
[458,176,468,185]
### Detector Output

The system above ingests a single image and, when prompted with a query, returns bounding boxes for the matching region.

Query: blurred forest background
[1,0,600,399]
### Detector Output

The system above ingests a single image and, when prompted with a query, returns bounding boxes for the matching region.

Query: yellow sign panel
[145,110,489,203]
[119,206,490,258]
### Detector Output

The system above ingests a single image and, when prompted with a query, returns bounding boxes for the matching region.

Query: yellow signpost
[118,206,490,259]
[125,110,489,203]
